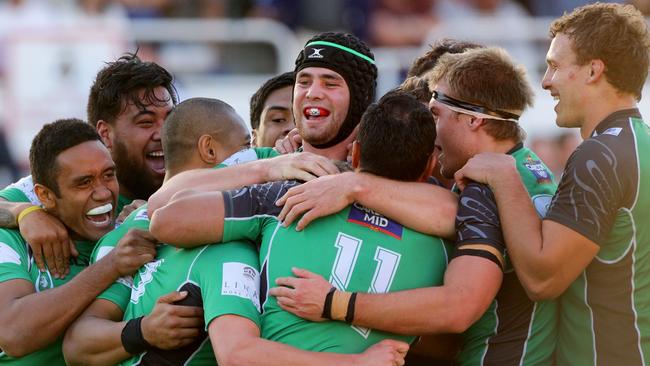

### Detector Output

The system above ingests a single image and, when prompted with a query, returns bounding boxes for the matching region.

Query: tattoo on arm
[0,208,17,228]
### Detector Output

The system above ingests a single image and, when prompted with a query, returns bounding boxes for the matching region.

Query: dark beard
[112,140,163,200]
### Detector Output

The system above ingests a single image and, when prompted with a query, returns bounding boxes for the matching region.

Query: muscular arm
[0,199,30,228]
[63,299,129,366]
[209,315,408,366]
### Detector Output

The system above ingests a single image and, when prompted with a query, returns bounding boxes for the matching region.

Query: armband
[121,316,153,354]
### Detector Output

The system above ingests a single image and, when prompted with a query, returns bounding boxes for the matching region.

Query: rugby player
[149,92,446,361]
[250,72,295,148]
[274,47,558,365]
[0,53,176,278]
[64,98,408,366]
[0,119,155,365]
[455,3,650,364]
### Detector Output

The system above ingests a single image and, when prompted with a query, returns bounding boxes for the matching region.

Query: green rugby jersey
[221,180,450,353]
[0,229,94,365]
[214,147,279,169]
[546,109,650,365]
[455,144,558,366]
[0,175,132,217]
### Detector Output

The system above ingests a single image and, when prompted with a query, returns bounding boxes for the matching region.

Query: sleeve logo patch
[220,148,259,167]
[0,242,21,265]
[347,203,403,240]
[532,194,554,218]
[221,262,261,312]
[523,157,553,184]
[133,209,150,221]
[602,127,622,136]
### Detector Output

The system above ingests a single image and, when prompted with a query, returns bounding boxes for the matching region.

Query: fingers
[41,242,55,275]
[296,209,320,231]
[274,276,298,289]
[69,239,79,257]
[276,296,297,309]
[292,267,317,279]
[268,285,293,298]
[282,201,313,229]
[51,239,66,278]
[157,290,188,304]
[31,243,46,273]
[171,305,204,318]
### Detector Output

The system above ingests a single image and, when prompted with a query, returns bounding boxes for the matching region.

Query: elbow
[441,308,480,334]
[62,333,86,366]
[0,331,32,358]
[523,279,562,301]
[149,208,175,244]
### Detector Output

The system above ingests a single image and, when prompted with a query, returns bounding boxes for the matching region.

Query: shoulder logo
[133,209,149,222]
[523,156,553,184]
[222,262,261,312]
[308,48,325,59]
[602,127,622,137]
[220,148,259,167]
[347,203,403,240]
[0,242,21,265]
[532,194,554,218]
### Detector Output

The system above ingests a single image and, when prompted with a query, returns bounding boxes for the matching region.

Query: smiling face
[293,67,350,146]
[104,86,174,200]
[428,81,474,179]
[255,85,294,147]
[45,140,118,242]
[542,33,590,129]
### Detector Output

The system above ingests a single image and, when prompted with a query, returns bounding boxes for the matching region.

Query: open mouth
[303,107,331,120]
[85,203,113,227]
[146,150,165,175]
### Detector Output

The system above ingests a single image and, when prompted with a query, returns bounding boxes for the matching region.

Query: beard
[111,139,163,200]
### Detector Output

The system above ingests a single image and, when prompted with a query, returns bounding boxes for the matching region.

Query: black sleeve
[545,136,636,246]
[222,180,301,219]
[452,182,506,270]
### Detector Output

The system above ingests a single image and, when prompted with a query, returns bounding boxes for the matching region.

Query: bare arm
[147,152,339,217]
[209,315,409,366]
[455,153,599,300]
[0,199,29,228]
[149,191,225,247]
[277,172,457,238]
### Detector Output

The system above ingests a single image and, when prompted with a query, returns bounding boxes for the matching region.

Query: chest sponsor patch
[221,262,261,312]
[0,242,21,265]
[602,127,622,136]
[523,156,553,184]
[347,203,403,240]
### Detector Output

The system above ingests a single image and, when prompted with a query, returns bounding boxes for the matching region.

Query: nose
[92,182,113,202]
[152,120,163,141]
[541,67,552,90]
[306,82,324,100]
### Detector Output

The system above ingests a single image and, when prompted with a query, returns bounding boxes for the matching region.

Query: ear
[351,140,361,169]
[467,116,484,131]
[587,59,605,83]
[197,135,219,165]
[418,153,437,182]
[96,120,114,150]
[251,129,258,147]
[34,183,57,211]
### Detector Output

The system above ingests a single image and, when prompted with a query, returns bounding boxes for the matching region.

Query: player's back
[259,202,449,353]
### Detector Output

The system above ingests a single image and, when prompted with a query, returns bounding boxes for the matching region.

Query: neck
[475,135,519,155]
[579,91,637,139]
[302,134,355,161]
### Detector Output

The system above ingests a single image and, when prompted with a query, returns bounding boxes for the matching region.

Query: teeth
[304,107,330,117]
[87,203,113,216]
[148,151,164,157]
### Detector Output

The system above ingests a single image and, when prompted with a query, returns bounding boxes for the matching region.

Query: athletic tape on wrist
[331,290,352,321]
[322,286,337,319]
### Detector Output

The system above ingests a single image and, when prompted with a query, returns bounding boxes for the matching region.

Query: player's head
[30,119,118,241]
[293,32,377,149]
[88,52,177,201]
[354,91,436,182]
[162,97,250,177]
[396,76,432,105]
[428,47,533,178]
[250,72,295,148]
[544,3,649,127]
[407,38,483,78]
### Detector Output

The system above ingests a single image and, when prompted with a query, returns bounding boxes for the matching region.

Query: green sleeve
[0,187,31,203]
[192,241,261,329]
[253,147,280,159]
[0,230,32,283]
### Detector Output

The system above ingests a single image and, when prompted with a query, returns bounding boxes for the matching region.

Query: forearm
[353,173,457,238]
[1,259,120,355]
[64,310,129,366]
[0,201,31,228]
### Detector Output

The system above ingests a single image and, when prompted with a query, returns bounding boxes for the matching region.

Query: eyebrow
[266,106,291,112]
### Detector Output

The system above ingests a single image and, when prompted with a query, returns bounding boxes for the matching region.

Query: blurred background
[0,0,649,186]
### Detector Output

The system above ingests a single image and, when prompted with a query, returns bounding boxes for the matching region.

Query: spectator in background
[249,72,295,148]
[367,0,438,46]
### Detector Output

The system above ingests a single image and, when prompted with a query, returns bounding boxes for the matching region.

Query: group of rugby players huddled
[0,2,649,366]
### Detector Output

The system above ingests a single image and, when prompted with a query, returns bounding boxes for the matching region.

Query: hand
[355,339,409,366]
[110,229,157,276]
[264,152,339,183]
[454,153,517,191]
[141,291,204,350]
[117,199,147,224]
[269,267,333,321]
[274,128,302,154]
[276,172,355,230]
[20,207,77,278]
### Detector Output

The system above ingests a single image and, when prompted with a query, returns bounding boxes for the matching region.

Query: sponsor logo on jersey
[347,203,403,240]
[0,242,21,265]
[523,156,553,184]
[220,148,259,167]
[222,262,261,312]
[602,127,622,136]
[35,270,53,291]
[134,208,149,221]
[308,48,325,59]
[532,194,554,218]
[131,259,164,304]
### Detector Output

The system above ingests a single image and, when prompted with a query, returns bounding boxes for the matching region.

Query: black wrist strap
[321,286,337,319]
[345,292,357,323]
[121,316,153,354]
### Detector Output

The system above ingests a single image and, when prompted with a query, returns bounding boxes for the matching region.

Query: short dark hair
[397,76,432,104]
[407,38,484,78]
[30,119,101,196]
[249,72,295,130]
[163,97,242,171]
[87,52,178,127]
[550,3,649,100]
[357,91,436,181]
